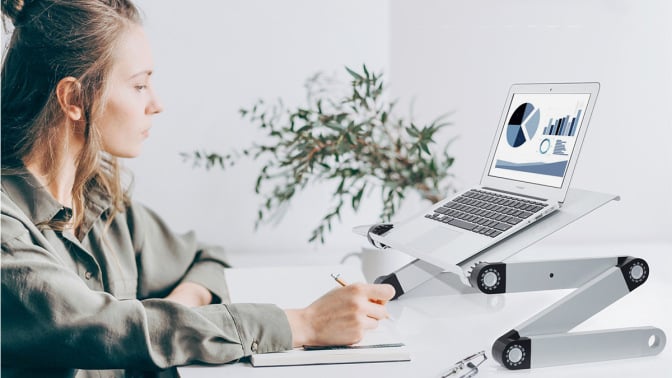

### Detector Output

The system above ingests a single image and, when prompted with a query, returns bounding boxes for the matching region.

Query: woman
[0,0,395,377]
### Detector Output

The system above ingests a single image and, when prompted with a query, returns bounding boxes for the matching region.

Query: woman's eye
[134,85,148,92]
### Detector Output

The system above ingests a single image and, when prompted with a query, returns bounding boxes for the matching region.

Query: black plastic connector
[367,223,394,249]
[492,329,532,370]
[617,257,649,292]
[470,262,506,294]
[374,273,404,300]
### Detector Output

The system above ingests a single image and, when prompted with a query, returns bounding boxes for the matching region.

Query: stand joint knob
[492,330,531,370]
[617,257,649,291]
[470,262,506,294]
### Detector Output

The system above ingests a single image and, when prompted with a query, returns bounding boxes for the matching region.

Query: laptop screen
[487,92,592,188]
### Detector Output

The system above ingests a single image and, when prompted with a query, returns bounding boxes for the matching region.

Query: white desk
[179,242,671,377]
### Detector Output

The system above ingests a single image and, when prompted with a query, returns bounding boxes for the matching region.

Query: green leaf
[351,184,366,211]
[324,122,344,132]
[345,132,355,145]
[345,66,363,81]
[406,127,419,137]
[296,125,312,133]
[336,178,345,194]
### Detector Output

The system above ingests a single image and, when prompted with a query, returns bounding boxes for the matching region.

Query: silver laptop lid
[480,82,600,204]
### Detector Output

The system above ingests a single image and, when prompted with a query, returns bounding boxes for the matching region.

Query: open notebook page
[224,264,411,366]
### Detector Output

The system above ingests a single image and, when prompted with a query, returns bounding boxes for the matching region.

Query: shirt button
[251,341,258,352]
[84,272,93,280]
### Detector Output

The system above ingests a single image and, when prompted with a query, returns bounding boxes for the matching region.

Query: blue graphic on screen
[494,159,568,177]
[506,103,540,147]
[489,93,590,188]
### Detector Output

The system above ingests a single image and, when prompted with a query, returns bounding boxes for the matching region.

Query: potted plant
[182,65,457,246]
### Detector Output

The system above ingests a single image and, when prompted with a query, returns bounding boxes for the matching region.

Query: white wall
[7,1,666,256]
[389,0,672,245]
[127,1,390,255]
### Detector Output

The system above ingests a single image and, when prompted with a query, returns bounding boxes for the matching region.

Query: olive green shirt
[1,170,292,377]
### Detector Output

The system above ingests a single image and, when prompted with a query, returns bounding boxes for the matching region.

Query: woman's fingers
[365,283,396,306]
[288,283,396,347]
[363,300,390,321]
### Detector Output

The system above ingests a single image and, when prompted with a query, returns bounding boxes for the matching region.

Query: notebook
[224,265,410,366]
[250,319,409,367]
[368,82,600,271]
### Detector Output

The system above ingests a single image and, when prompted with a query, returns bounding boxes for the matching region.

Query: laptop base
[371,187,621,291]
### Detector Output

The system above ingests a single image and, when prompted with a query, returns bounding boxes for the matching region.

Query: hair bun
[2,0,32,25]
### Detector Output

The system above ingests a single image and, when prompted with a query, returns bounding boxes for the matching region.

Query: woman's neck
[26,162,76,208]
[26,157,78,208]
[24,125,83,208]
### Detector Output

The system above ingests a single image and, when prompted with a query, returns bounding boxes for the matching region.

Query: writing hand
[284,283,395,348]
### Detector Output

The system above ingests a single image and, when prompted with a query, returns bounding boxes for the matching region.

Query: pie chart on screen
[506,103,540,148]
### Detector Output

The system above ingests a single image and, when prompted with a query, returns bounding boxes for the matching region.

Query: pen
[331,273,392,320]
[331,273,348,287]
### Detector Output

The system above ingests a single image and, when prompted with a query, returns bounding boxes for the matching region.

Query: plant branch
[182,64,456,244]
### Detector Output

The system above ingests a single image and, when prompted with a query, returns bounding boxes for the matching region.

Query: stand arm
[482,257,666,369]
[469,257,620,293]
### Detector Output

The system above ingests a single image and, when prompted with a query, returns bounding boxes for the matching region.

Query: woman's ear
[56,77,83,121]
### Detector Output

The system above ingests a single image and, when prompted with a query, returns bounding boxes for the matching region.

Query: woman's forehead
[112,25,154,80]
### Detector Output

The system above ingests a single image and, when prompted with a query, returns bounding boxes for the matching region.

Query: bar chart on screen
[543,108,582,137]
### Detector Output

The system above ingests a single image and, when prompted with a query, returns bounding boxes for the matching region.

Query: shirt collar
[1,167,65,225]
[1,167,113,232]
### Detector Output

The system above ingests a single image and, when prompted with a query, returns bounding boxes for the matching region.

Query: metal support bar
[518,266,629,335]
[472,257,619,293]
[529,327,666,368]
[493,327,666,369]
[487,257,666,369]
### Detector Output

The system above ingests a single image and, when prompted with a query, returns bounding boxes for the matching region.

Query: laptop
[368,82,600,270]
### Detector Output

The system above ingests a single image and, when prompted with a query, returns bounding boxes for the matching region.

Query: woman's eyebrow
[128,70,153,80]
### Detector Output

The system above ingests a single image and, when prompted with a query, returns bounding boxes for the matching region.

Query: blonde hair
[2,0,141,236]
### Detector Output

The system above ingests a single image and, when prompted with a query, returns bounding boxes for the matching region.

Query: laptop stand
[472,256,665,369]
[363,188,667,369]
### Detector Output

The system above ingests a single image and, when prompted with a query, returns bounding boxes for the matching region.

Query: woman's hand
[284,283,395,347]
[164,281,213,307]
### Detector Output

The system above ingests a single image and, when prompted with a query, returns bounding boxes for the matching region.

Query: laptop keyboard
[425,189,548,238]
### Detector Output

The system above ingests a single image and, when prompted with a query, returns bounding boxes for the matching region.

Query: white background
[8,1,665,257]
[388,0,672,249]
[127,0,391,256]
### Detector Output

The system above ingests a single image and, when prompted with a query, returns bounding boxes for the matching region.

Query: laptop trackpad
[408,227,462,252]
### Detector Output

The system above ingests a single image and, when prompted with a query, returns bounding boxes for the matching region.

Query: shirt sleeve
[127,201,232,303]
[1,205,293,370]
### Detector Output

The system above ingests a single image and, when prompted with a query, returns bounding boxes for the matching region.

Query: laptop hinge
[481,187,549,202]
